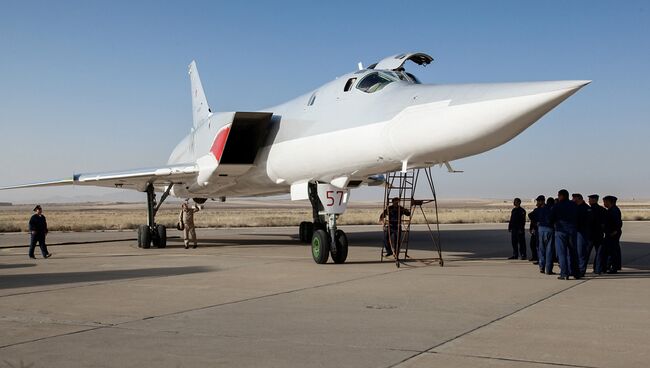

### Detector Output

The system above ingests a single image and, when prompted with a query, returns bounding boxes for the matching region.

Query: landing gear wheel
[156,225,167,248]
[140,225,151,249]
[137,225,145,248]
[299,221,313,243]
[331,229,348,264]
[311,229,330,264]
[304,222,314,243]
[299,222,306,242]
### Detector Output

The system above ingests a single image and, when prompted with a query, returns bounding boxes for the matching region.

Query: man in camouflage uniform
[179,202,202,249]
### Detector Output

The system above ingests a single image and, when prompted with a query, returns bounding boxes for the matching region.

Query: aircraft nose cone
[456,79,591,153]
[386,79,590,162]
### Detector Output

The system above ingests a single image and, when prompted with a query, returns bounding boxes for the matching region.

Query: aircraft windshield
[356,72,397,93]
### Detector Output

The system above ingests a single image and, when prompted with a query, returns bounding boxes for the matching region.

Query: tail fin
[188,60,212,128]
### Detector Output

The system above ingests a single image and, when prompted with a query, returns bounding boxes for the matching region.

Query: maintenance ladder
[381,167,444,268]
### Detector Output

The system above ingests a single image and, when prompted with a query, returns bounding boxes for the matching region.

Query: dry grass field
[1,199,649,233]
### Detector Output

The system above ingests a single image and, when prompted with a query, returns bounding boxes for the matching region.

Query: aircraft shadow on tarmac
[171,228,650,275]
[0,266,212,290]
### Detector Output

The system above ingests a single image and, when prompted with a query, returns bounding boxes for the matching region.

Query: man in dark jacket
[550,189,578,279]
[528,196,545,264]
[603,195,623,273]
[588,194,606,274]
[28,205,52,259]
[380,197,411,258]
[573,193,591,277]
[508,198,526,260]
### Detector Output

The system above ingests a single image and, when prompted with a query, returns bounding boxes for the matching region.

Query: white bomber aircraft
[1,52,589,264]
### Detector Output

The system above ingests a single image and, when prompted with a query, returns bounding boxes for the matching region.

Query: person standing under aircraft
[587,194,606,274]
[28,205,52,259]
[573,193,591,278]
[537,197,555,274]
[528,196,545,264]
[603,195,623,274]
[379,197,411,258]
[550,189,579,280]
[508,198,527,260]
[179,202,202,249]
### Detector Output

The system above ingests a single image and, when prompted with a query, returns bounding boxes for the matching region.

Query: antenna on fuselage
[357,62,363,70]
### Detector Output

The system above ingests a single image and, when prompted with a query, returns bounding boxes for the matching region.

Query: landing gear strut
[137,183,171,249]
[300,182,349,264]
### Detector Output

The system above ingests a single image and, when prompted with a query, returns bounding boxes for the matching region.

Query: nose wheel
[310,228,348,264]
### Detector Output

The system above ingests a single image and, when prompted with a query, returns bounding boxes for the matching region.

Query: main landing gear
[137,183,171,249]
[298,182,349,264]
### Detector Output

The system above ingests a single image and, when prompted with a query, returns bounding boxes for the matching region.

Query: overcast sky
[0,0,648,204]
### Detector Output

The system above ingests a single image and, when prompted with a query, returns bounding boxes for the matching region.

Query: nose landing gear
[301,182,350,264]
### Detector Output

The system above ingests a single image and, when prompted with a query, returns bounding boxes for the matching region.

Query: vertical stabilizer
[188,60,212,128]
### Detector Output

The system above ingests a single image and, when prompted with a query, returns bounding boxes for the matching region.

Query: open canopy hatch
[370,52,433,71]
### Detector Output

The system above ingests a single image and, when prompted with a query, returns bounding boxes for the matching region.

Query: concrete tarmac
[1,223,649,368]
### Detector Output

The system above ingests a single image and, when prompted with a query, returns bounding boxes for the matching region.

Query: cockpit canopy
[355,70,420,93]
[351,52,432,93]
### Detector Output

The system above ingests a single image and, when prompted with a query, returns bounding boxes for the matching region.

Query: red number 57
[326,191,345,206]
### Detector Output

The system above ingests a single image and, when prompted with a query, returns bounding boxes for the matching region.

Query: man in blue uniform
[380,197,411,258]
[537,197,555,274]
[508,198,526,260]
[28,205,52,259]
[528,196,545,264]
[550,189,578,280]
[573,193,590,277]
[587,194,606,274]
[603,195,623,274]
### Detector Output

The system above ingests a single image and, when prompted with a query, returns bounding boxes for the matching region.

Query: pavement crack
[429,351,602,368]
[0,326,103,350]
[112,268,405,326]
[386,279,589,368]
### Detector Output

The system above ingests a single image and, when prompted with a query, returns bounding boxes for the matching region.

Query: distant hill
[0,202,12,206]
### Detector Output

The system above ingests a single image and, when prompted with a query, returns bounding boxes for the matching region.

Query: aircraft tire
[137,225,144,248]
[332,230,348,264]
[299,221,307,242]
[311,230,330,264]
[304,222,314,243]
[156,225,167,248]
[141,225,151,249]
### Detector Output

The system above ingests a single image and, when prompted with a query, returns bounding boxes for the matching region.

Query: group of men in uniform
[509,190,623,280]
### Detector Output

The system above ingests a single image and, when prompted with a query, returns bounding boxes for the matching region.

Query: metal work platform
[381,167,443,268]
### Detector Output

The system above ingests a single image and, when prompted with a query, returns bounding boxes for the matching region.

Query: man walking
[28,205,52,259]
[508,198,527,260]
[587,194,606,274]
[550,190,578,280]
[603,195,623,274]
[179,202,202,249]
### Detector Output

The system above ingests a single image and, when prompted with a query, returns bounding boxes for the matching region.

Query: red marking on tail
[210,125,231,162]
